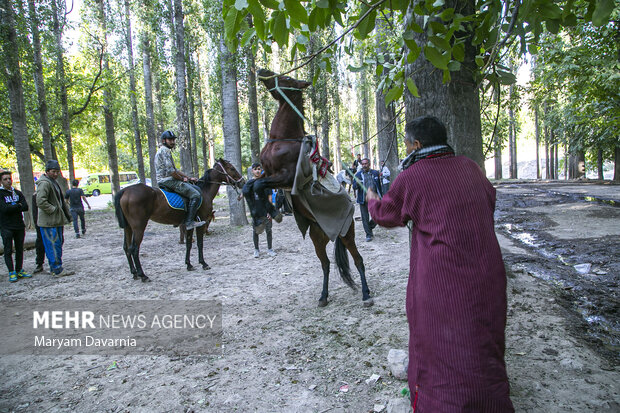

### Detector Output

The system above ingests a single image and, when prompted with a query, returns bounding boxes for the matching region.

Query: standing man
[0,170,31,282]
[155,130,205,230]
[352,158,382,242]
[367,116,513,411]
[65,179,91,238]
[351,153,362,172]
[379,160,391,194]
[36,160,74,277]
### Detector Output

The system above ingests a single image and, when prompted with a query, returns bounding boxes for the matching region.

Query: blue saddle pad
[159,188,187,210]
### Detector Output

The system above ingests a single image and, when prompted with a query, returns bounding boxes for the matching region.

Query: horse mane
[196,169,213,190]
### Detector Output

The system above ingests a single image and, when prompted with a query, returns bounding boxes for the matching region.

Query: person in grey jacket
[36,160,74,277]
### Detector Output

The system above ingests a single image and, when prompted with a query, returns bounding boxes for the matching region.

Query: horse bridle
[196,161,244,195]
[269,77,309,125]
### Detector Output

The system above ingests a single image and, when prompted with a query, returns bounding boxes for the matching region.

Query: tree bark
[141,34,158,188]
[360,50,370,159]
[27,0,53,161]
[195,51,209,171]
[534,105,540,179]
[333,102,343,171]
[172,0,192,173]
[1,0,36,226]
[597,149,603,180]
[51,0,75,182]
[246,18,261,165]
[187,52,198,176]
[404,0,483,170]
[614,146,620,182]
[97,0,120,195]
[219,37,247,225]
[124,0,145,183]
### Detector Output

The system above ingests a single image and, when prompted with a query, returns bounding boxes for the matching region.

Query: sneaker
[17,269,32,278]
[53,269,75,277]
[365,235,373,242]
[82,229,86,235]
[267,249,277,257]
[9,271,17,282]
[33,265,44,274]
[186,220,206,230]
[76,233,81,238]
[254,249,260,258]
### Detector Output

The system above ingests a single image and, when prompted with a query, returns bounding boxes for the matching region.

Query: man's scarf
[398,144,455,171]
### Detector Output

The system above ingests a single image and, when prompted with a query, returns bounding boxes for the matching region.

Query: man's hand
[189,177,198,184]
[366,187,380,202]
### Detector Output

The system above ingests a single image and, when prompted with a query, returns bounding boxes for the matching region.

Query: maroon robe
[368,155,513,412]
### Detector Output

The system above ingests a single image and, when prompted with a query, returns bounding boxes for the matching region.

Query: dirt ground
[0,181,619,412]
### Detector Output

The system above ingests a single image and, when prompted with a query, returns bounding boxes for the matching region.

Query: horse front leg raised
[309,223,331,307]
[196,226,210,270]
[185,228,195,271]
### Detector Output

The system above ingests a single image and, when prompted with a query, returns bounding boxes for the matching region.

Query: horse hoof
[187,265,195,271]
[318,299,328,307]
[202,264,211,270]
[362,298,374,307]
[141,276,151,283]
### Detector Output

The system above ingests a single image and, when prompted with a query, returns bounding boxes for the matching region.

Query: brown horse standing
[114,159,244,282]
[247,69,373,307]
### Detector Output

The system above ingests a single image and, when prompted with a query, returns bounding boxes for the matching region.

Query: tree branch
[71,44,104,117]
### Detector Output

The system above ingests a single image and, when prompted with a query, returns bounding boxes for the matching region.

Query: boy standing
[65,179,91,238]
[0,170,31,282]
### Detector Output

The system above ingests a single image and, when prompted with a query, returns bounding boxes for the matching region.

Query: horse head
[257,69,311,104]
[211,158,245,189]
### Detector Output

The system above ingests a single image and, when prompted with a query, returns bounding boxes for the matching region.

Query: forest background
[1,0,618,227]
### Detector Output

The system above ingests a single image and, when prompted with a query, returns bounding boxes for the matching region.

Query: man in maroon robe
[367,116,513,412]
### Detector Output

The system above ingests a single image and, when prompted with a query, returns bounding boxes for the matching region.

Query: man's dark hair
[72,179,79,187]
[361,158,370,163]
[405,116,448,147]
[0,170,11,180]
[251,163,261,169]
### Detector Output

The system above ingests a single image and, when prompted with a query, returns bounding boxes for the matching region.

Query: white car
[120,178,151,190]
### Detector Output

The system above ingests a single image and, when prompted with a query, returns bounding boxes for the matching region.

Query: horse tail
[334,237,356,290]
[114,189,127,228]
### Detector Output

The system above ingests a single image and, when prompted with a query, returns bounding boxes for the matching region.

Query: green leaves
[283,0,308,24]
[592,0,615,27]
[424,46,449,70]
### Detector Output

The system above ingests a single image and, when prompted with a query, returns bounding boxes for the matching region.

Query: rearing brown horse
[114,159,244,282]
[246,69,373,307]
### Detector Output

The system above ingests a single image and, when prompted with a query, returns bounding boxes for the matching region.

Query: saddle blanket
[159,188,202,211]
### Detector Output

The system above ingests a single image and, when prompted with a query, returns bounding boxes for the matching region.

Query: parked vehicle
[79,172,138,196]
[120,178,152,190]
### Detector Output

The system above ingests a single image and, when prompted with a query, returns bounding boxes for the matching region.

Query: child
[243,163,277,258]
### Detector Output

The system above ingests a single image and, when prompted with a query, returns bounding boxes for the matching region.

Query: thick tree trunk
[614,146,620,182]
[172,0,192,173]
[508,106,516,179]
[360,52,370,159]
[597,149,603,180]
[124,0,145,183]
[404,0,483,170]
[534,105,540,179]
[1,0,36,226]
[154,67,164,136]
[141,34,158,188]
[334,104,342,171]
[51,0,75,182]
[219,38,247,226]
[27,0,53,161]
[97,0,120,195]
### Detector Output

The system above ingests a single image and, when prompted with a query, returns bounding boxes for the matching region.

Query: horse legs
[196,227,210,270]
[253,179,281,222]
[123,227,138,279]
[309,223,331,307]
[185,228,195,271]
[128,227,150,282]
[342,223,373,307]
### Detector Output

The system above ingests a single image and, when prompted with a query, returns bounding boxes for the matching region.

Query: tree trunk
[97,0,120,195]
[27,0,53,161]
[334,103,342,171]
[141,34,158,188]
[172,0,192,173]
[246,18,261,165]
[51,0,75,182]
[360,50,370,159]
[534,105,540,179]
[187,52,198,176]
[219,37,247,226]
[154,65,164,136]
[597,149,603,180]
[404,0,483,170]
[614,146,620,182]
[195,51,209,171]
[549,131,555,179]
[508,105,516,179]
[124,0,145,183]
[1,0,36,226]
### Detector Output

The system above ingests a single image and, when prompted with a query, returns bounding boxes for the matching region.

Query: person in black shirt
[0,170,31,282]
[64,179,91,238]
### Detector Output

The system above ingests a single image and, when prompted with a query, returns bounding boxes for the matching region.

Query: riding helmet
[161,130,177,141]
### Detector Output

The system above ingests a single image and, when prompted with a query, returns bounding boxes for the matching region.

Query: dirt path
[1,184,619,412]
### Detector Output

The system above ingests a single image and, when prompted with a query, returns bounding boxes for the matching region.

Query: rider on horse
[155,130,205,230]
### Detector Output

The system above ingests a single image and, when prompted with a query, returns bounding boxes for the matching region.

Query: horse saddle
[159,188,202,211]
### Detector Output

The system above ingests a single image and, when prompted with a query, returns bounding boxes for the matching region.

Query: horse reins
[196,161,244,196]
